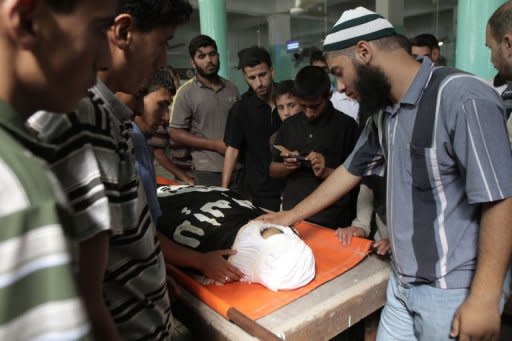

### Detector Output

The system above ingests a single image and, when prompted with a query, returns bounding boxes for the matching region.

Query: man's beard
[354,63,392,125]
[196,63,220,78]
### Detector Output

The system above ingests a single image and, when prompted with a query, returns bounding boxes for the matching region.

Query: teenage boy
[222,46,283,211]
[270,66,359,228]
[0,0,116,339]
[132,69,175,222]
[28,1,193,339]
[261,7,512,341]
[170,35,240,186]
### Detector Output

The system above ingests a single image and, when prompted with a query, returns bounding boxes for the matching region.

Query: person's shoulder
[438,69,500,101]
[222,78,238,90]
[173,78,196,100]
[332,108,358,127]
[0,129,58,209]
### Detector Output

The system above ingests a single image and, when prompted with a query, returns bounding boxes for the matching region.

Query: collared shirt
[28,80,172,339]
[224,90,282,197]
[344,58,512,289]
[0,101,90,340]
[272,104,359,227]
[170,76,240,172]
[132,122,161,221]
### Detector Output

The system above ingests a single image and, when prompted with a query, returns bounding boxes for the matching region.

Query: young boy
[0,0,116,339]
[28,1,193,339]
[273,80,303,121]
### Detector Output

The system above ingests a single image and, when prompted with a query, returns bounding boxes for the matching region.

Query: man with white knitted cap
[261,6,512,341]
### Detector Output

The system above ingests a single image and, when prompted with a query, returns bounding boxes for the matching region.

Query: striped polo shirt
[344,58,512,289]
[0,101,90,339]
[29,80,172,339]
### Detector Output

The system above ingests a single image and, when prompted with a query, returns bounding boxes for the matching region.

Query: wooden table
[173,255,390,341]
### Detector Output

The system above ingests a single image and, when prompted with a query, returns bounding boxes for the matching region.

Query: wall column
[198,0,229,78]
[455,0,506,79]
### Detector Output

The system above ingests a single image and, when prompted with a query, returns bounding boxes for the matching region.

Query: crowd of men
[1,0,512,340]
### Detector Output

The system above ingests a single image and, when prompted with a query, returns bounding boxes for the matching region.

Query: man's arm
[170,128,226,155]
[269,161,298,178]
[157,232,243,283]
[221,146,239,187]
[79,232,121,341]
[153,148,194,184]
[260,165,362,226]
[451,198,512,340]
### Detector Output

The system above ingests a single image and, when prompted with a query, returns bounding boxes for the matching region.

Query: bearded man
[170,34,241,187]
[260,6,512,341]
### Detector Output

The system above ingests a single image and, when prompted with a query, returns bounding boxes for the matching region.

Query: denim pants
[377,269,510,341]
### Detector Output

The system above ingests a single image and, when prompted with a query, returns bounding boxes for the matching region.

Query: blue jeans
[377,270,510,341]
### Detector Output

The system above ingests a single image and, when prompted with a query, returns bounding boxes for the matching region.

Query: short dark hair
[147,68,177,95]
[309,48,326,65]
[294,66,331,100]
[45,0,76,12]
[410,33,439,51]
[188,35,218,58]
[488,2,512,40]
[272,80,296,102]
[237,46,272,70]
[117,0,193,32]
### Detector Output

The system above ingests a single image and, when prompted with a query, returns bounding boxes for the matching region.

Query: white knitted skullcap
[323,6,396,52]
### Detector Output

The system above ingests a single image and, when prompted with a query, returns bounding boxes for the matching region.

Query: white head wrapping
[228,220,315,291]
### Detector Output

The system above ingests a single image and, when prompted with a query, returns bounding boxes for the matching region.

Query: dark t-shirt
[224,91,282,198]
[273,104,360,228]
[156,186,263,252]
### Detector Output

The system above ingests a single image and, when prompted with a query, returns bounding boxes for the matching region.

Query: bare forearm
[158,232,204,270]
[222,146,239,187]
[320,167,335,179]
[269,162,295,178]
[153,148,191,182]
[170,128,223,152]
[470,198,512,304]
[79,232,121,341]
[290,165,361,223]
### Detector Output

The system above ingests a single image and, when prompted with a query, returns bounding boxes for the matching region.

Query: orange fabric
[167,221,372,320]
[156,175,179,186]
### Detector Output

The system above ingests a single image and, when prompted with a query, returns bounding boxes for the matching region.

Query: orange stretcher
[166,221,372,321]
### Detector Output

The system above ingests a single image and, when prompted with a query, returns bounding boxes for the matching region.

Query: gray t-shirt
[170,77,240,172]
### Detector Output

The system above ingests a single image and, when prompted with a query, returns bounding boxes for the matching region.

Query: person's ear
[270,67,275,79]
[110,14,133,51]
[354,41,372,64]
[1,0,41,49]
[431,48,440,62]
[504,33,512,57]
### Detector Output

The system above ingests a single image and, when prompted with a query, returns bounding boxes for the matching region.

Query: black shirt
[157,186,263,252]
[272,104,359,228]
[224,90,282,198]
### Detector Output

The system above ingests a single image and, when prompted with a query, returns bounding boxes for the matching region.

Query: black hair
[488,2,512,40]
[237,46,272,70]
[188,35,218,58]
[309,48,326,65]
[294,66,331,100]
[117,0,193,32]
[410,33,439,51]
[45,0,76,13]
[147,68,177,95]
[272,80,296,102]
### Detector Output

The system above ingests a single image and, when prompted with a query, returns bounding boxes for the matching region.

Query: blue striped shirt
[344,58,512,289]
